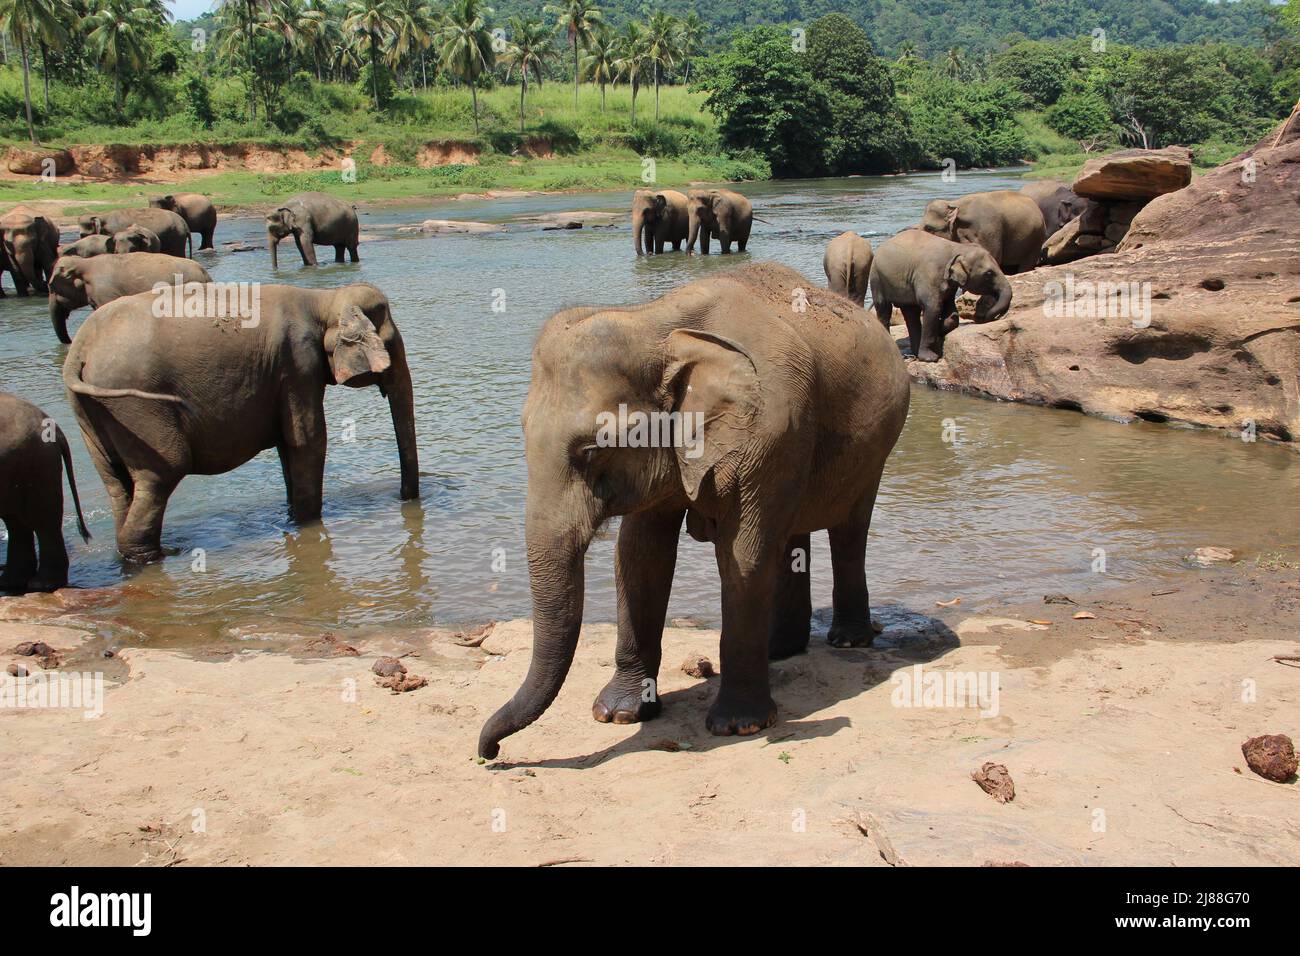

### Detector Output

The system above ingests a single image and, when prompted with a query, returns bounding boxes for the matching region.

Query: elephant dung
[372,657,407,678]
[971,762,1016,803]
[377,672,428,694]
[1072,146,1193,201]
[1241,734,1297,783]
[6,663,28,678]
[680,655,715,679]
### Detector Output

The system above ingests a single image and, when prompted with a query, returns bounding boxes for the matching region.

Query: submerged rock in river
[907,121,1300,447]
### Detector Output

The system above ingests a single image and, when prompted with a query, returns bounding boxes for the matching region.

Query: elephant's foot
[916,346,942,363]
[119,546,166,564]
[768,622,810,660]
[592,675,662,724]
[705,690,777,737]
[826,617,882,649]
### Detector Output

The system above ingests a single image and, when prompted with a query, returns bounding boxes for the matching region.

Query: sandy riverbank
[1,562,1296,866]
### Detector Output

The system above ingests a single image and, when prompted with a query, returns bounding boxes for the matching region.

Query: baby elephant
[823,231,874,306]
[109,225,161,254]
[478,262,910,759]
[49,253,213,344]
[0,392,91,593]
[870,229,1012,362]
[61,234,113,259]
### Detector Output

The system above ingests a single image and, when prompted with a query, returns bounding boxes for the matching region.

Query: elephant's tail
[62,355,187,408]
[56,428,91,543]
[752,215,774,224]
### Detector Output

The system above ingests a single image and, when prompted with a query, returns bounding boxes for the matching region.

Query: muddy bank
[907,123,1300,448]
[1,564,1295,866]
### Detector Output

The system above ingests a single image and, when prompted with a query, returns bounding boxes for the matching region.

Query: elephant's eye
[570,440,600,469]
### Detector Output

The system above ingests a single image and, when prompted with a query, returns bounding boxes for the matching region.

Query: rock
[971,762,1016,803]
[377,673,428,694]
[1187,547,1235,566]
[905,120,1300,445]
[1073,146,1192,201]
[6,663,27,677]
[1073,234,1113,251]
[13,642,53,657]
[681,655,715,679]
[1043,217,1088,265]
[524,211,618,231]
[7,147,75,176]
[414,219,499,235]
[299,634,359,657]
[1241,734,1297,782]
[1104,222,1130,244]
[372,657,406,678]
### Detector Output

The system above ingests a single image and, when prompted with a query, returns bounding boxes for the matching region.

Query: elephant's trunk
[975,275,1013,324]
[50,294,72,344]
[384,341,420,501]
[268,231,279,269]
[633,210,647,256]
[478,500,594,759]
[686,213,700,253]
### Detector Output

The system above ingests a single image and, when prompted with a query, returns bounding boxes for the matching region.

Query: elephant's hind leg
[1,519,37,591]
[593,507,684,724]
[32,522,70,591]
[826,482,883,648]
[117,476,177,563]
[348,244,359,262]
[769,532,812,659]
[334,245,346,263]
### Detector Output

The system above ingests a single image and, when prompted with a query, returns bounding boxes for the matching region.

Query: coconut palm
[436,0,495,133]
[0,0,68,143]
[614,19,648,125]
[387,0,434,90]
[643,9,677,122]
[501,16,555,133]
[215,0,267,118]
[545,0,600,112]
[344,0,398,109]
[678,10,702,83]
[581,21,616,111]
[944,45,964,79]
[264,0,326,78]
[85,0,167,110]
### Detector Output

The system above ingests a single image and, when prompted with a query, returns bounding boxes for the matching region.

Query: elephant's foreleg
[334,245,346,263]
[279,443,325,523]
[0,520,37,590]
[294,233,316,267]
[708,527,782,736]
[768,532,812,659]
[593,506,684,724]
[900,305,923,358]
[348,244,359,263]
[917,305,946,363]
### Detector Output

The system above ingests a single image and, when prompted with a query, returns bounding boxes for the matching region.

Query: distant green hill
[491,0,1277,57]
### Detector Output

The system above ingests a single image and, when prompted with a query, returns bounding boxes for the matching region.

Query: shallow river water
[2,170,1297,645]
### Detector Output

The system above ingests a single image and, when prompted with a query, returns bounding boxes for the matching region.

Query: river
[1,169,1296,646]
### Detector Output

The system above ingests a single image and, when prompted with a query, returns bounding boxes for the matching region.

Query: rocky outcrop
[907,124,1300,446]
[1042,197,1145,263]
[6,147,75,176]
[1072,146,1193,201]
[397,219,501,235]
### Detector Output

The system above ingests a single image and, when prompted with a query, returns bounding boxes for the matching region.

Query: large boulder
[1072,146,1192,201]
[907,125,1300,446]
[7,147,75,176]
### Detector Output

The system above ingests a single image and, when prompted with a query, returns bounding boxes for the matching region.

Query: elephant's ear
[327,305,390,386]
[948,252,971,288]
[660,328,762,501]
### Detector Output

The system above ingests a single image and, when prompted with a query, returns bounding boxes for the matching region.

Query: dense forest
[0,0,1295,187]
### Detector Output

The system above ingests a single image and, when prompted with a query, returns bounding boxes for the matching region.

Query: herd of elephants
[0,177,1079,758]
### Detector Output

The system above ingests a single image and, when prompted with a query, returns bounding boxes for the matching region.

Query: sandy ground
[1,566,1297,866]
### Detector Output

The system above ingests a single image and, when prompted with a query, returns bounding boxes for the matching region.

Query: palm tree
[387,0,433,91]
[215,0,265,118]
[436,0,495,133]
[614,19,648,125]
[897,40,917,63]
[581,21,616,111]
[944,45,964,79]
[0,0,67,143]
[85,0,166,110]
[678,10,702,83]
[501,16,555,133]
[344,0,398,109]
[643,10,677,122]
[545,0,600,113]
[265,0,326,78]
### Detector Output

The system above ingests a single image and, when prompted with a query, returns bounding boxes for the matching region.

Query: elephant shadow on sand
[492,604,960,771]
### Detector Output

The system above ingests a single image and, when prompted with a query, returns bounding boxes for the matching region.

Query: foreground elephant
[870,229,1012,362]
[149,193,217,250]
[1,205,60,295]
[79,208,191,258]
[267,192,359,268]
[478,262,911,759]
[1018,179,1086,240]
[823,231,874,306]
[631,188,688,255]
[920,189,1045,275]
[0,392,91,592]
[686,188,753,254]
[63,283,418,562]
[49,253,212,344]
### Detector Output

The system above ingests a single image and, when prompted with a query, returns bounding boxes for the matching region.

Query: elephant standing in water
[267,192,360,268]
[919,189,1045,275]
[478,262,910,760]
[63,283,419,562]
[823,231,874,306]
[79,208,192,258]
[870,229,1012,362]
[0,392,91,592]
[631,189,688,255]
[149,193,218,251]
[686,188,753,254]
[49,253,212,343]
[1,205,60,295]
